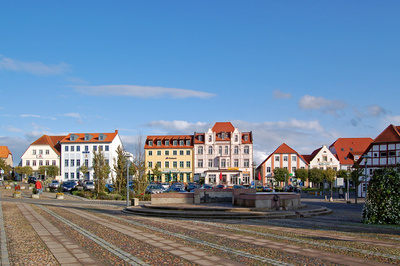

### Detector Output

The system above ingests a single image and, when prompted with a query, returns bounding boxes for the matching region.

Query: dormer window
[165,140,169,146]
[221,132,225,139]
[99,133,106,141]
[70,134,78,141]
[148,140,153,146]
[179,140,184,146]
[186,140,191,146]
[84,134,92,141]
[199,135,203,141]
[173,140,177,146]
[244,135,248,141]
[157,140,161,146]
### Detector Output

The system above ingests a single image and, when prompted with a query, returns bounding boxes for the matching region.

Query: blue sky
[1,1,399,166]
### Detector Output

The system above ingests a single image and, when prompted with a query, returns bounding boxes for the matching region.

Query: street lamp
[125,154,133,208]
[362,155,371,197]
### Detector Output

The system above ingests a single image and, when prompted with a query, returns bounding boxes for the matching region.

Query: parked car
[233,184,245,189]
[105,183,114,193]
[83,181,95,191]
[48,180,60,190]
[263,186,273,192]
[145,184,163,194]
[166,186,187,193]
[160,182,170,190]
[28,176,37,184]
[256,185,264,192]
[214,184,227,189]
[62,181,78,192]
[200,184,213,189]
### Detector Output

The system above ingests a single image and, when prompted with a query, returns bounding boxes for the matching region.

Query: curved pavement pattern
[1,188,399,265]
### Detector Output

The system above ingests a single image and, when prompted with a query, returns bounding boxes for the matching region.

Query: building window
[165,150,169,156]
[173,140,177,146]
[39,150,43,155]
[157,151,161,156]
[219,146,222,155]
[244,135,249,141]
[221,159,226,167]
[52,160,56,165]
[186,140,191,146]
[244,159,249,167]
[186,150,190,155]
[275,156,279,161]
[33,160,36,166]
[389,151,396,156]
[292,156,297,161]
[198,159,203,168]
[266,167,271,173]
[173,161,177,168]
[71,172,75,179]
[105,145,109,151]
[65,173,68,179]
[77,159,80,166]
[148,140,153,146]
[46,160,49,166]
[71,146,75,152]
[234,146,239,154]
[283,156,288,161]
[198,147,203,155]
[323,156,327,162]
[46,150,49,155]
[77,146,80,152]
[38,160,43,166]
[148,151,153,156]
[85,146,89,151]
[186,161,191,168]
[235,135,238,142]
[180,140,184,146]
[173,150,177,156]
[208,135,212,142]
[165,162,169,168]
[234,159,239,167]
[71,159,74,167]
[32,150,36,155]
[180,150,184,156]
[221,132,225,139]
[244,146,249,154]
[208,146,213,154]
[99,145,103,151]
[85,159,89,167]
[148,161,153,168]
[180,161,184,168]
[225,146,228,154]
[65,146,69,152]
[157,140,161,146]
[65,160,68,167]
[199,135,203,141]
[157,161,161,167]
[292,167,296,173]
[93,146,97,151]
[208,159,213,167]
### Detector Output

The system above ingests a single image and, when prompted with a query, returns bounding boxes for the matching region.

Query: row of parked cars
[47,179,95,192]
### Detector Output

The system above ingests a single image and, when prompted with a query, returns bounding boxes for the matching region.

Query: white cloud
[63,113,82,119]
[273,89,292,99]
[0,55,70,75]
[20,114,56,120]
[4,126,22,133]
[145,120,209,133]
[382,115,400,126]
[367,105,386,117]
[71,85,216,99]
[298,95,347,115]
[66,76,89,84]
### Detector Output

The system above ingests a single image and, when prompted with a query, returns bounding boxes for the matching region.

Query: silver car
[83,181,95,191]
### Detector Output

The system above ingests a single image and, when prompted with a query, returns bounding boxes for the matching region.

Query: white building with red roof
[194,122,254,186]
[256,143,309,187]
[20,135,66,180]
[357,124,400,197]
[329,138,373,171]
[0,146,13,167]
[60,130,122,182]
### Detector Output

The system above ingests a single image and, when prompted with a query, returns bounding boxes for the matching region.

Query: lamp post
[362,155,371,197]
[125,154,132,208]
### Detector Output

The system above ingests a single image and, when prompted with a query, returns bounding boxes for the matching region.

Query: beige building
[144,135,194,183]
[0,146,13,167]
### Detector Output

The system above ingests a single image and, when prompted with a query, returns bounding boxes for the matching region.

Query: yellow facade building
[144,135,194,183]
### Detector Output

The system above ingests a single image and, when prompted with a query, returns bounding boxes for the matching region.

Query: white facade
[60,131,123,182]
[309,145,340,171]
[194,123,253,186]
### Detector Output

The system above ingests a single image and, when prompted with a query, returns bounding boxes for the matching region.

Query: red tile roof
[373,124,400,143]
[144,135,194,149]
[0,146,12,159]
[212,122,235,133]
[330,138,373,165]
[61,130,119,144]
[30,135,66,155]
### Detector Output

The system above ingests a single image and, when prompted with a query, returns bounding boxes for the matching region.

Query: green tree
[92,149,111,194]
[79,164,89,180]
[273,168,290,186]
[324,168,336,199]
[113,145,128,193]
[152,163,162,182]
[46,165,60,178]
[362,168,400,224]
[295,168,308,186]
[350,163,363,204]
[308,168,324,188]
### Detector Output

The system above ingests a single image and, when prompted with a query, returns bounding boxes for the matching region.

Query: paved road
[1,186,399,266]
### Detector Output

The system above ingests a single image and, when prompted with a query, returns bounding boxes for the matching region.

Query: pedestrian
[35,180,43,194]
[339,187,344,199]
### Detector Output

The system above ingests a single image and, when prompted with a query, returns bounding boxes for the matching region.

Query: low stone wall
[193,188,256,204]
[235,192,301,210]
[151,192,194,205]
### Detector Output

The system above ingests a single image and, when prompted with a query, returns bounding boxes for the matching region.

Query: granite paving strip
[37,205,150,266]
[0,201,10,266]
[17,203,102,266]
[149,218,392,266]
[65,207,249,266]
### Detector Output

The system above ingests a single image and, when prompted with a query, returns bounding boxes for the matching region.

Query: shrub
[362,168,400,225]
